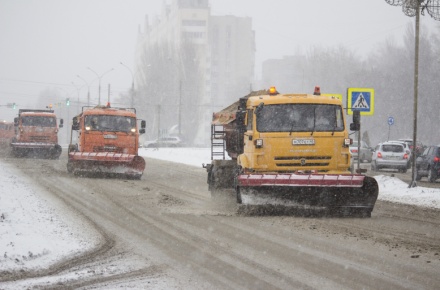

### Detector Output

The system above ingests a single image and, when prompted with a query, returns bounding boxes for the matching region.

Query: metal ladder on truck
[210,124,226,160]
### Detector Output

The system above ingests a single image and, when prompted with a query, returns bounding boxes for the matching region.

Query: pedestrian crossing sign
[347,88,374,116]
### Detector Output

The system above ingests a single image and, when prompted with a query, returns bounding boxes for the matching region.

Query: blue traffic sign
[347,88,375,116]
[388,116,394,126]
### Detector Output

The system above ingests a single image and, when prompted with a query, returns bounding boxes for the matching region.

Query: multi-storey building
[135,0,255,145]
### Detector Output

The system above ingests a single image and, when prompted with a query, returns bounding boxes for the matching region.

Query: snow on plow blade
[236,173,379,216]
[67,152,145,178]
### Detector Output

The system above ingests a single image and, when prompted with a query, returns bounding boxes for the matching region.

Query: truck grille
[30,136,50,142]
[274,156,331,167]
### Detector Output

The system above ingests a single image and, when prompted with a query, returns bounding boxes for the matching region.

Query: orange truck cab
[11,109,63,159]
[67,104,146,179]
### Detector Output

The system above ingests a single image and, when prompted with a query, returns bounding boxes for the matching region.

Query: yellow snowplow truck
[204,87,378,217]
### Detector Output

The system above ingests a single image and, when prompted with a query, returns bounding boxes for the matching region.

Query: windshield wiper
[310,108,316,136]
[289,119,296,136]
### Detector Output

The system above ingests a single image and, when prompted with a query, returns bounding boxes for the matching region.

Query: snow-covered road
[1,147,440,288]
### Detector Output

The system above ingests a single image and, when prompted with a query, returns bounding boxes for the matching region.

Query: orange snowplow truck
[11,109,63,159]
[204,87,379,217]
[67,104,146,179]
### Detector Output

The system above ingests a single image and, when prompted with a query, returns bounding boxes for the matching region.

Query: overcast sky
[0,0,438,120]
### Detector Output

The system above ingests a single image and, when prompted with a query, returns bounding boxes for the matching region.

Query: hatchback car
[349,140,372,163]
[388,140,412,168]
[415,145,440,182]
[371,142,409,173]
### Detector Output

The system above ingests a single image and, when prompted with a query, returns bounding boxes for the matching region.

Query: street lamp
[169,58,182,136]
[384,0,440,187]
[77,75,95,107]
[87,67,114,105]
[71,81,84,114]
[120,62,135,108]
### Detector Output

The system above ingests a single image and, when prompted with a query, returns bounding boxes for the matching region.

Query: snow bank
[0,162,102,272]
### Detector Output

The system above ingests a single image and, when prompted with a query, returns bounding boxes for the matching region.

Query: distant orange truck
[67,104,146,179]
[11,109,63,159]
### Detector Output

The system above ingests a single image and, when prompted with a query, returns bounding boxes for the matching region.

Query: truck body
[67,104,146,179]
[11,109,63,159]
[205,87,378,217]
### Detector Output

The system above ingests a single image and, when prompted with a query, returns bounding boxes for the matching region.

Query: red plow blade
[238,173,365,187]
[236,173,379,217]
[68,152,145,178]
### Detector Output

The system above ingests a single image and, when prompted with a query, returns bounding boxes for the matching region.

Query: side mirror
[141,120,146,129]
[139,128,145,134]
[59,118,64,128]
[72,117,80,131]
[350,110,360,131]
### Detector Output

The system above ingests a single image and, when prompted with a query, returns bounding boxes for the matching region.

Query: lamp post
[169,58,182,136]
[384,0,440,187]
[87,67,114,105]
[120,62,135,108]
[77,75,95,107]
[71,81,84,114]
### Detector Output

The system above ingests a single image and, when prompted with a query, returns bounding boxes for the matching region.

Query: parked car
[415,145,440,182]
[349,140,373,163]
[388,140,412,169]
[398,138,425,157]
[143,136,185,148]
[371,142,409,173]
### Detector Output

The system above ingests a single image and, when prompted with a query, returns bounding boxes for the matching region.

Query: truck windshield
[85,115,136,132]
[256,104,344,133]
[22,116,56,127]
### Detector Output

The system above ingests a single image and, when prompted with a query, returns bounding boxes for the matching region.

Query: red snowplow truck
[67,104,146,179]
[204,87,379,217]
[11,109,63,159]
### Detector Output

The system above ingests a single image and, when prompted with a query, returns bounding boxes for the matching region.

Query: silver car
[388,140,412,168]
[371,142,409,173]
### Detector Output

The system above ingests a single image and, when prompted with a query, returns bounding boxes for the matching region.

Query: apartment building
[135,0,254,145]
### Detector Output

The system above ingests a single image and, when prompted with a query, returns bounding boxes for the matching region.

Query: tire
[428,167,436,183]
[400,168,407,174]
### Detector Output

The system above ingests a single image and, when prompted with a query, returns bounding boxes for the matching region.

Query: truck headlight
[254,139,263,148]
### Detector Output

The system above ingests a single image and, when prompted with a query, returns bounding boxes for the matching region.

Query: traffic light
[12,103,16,109]
[66,98,70,106]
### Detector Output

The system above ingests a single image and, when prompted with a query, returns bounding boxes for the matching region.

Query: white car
[387,140,412,168]
[371,142,409,173]
[143,136,185,148]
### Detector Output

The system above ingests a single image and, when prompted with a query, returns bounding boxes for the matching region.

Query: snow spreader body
[67,105,146,179]
[204,87,378,216]
[11,109,63,159]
